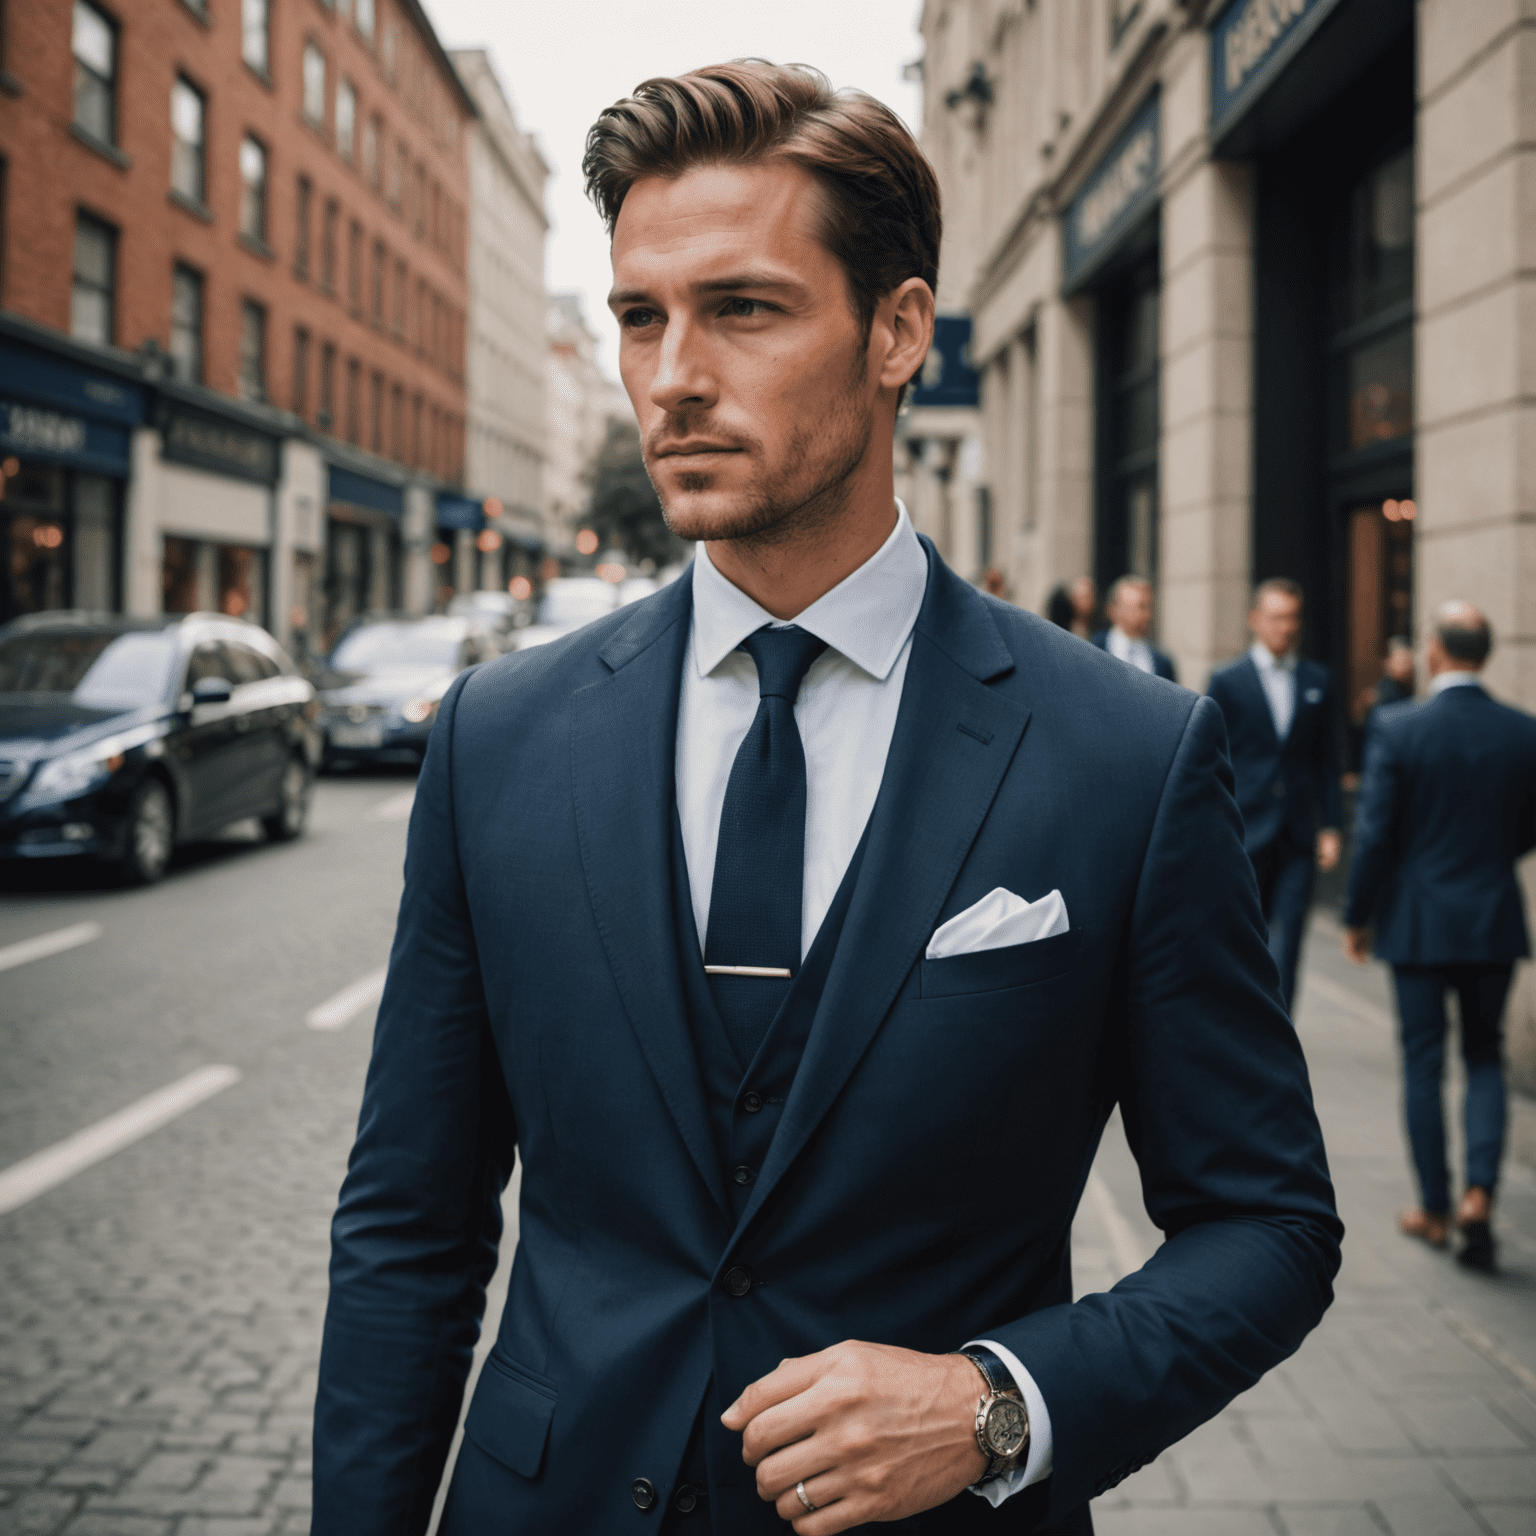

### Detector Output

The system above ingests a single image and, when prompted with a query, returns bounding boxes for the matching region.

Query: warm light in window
[482,496,502,519]
[596,561,626,584]
[430,542,451,565]
[2,457,18,477]
[1382,498,1416,522]
[508,575,532,600]
[33,525,65,549]
[1399,499,1416,520]
[476,528,502,554]
[575,528,599,556]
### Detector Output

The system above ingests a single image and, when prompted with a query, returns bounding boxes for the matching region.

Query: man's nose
[649,317,717,416]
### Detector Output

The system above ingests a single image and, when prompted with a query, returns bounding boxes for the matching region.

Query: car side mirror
[191,676,233,706]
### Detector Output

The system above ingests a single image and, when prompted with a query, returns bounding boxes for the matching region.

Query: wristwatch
[955,1346,1030,1484]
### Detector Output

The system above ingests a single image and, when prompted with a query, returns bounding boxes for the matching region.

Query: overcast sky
[421,0,925,379]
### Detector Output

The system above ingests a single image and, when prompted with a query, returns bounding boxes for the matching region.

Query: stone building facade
[914,0,1536,1081]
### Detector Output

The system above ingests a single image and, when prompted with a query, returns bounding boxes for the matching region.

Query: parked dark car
[315,613,495,770]
[0,611,321,883]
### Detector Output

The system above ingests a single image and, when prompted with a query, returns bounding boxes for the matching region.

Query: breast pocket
[918,927,1081,1000]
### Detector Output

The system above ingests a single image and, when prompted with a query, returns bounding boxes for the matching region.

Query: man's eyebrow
[607,272,804,309]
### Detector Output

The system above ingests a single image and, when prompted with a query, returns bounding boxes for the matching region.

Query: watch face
[984,1398,1029,1458]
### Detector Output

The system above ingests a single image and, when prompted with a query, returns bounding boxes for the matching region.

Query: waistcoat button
[742,1092,763,1114]
[674,1484,699,1514]
[724,1266,753,1297]
[632,1477,657,1511]
[732,1165,753,1186]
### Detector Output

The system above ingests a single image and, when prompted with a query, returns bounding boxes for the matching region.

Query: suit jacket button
[673,1483,699,1513]
[732,1165,753,1186]
[742,1092,763,1114]
[724,1266,753,1297]
[632,1477,657,1511]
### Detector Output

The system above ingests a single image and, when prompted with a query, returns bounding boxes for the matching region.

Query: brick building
[0,0,489,652]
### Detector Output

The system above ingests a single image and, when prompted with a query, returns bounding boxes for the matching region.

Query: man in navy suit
[1344,602,1536,1271]
[313,63,1339,1535]
[1207,580,1342,1011]
[1090,576,1177,682]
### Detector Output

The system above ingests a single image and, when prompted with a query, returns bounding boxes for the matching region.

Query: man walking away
[1092,576,1177,682]
[1208,578,1342,1011]
[1344,602,1536,1270]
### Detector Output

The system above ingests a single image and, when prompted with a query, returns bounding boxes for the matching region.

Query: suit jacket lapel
[733,548,1030,1235]
[1241,654,1282,748]
[570,575,731,1220]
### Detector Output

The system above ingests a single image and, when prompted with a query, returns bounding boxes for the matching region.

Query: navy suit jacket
[313,546,1340,1534]
[1089,629,1178,683]
[1207,653,1342,855]
[1345,682,1536,965]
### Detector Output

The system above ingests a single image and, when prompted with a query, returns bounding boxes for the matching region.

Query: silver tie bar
[703,965,793,978]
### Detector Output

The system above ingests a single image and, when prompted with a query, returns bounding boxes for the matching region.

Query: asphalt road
[0,777,1532,1535]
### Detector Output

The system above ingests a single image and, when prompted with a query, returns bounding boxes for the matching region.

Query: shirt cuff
[961,1338,1054,1506]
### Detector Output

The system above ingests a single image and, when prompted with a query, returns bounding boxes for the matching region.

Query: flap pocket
[919,927,1080,999]
[463,1350,557,1480]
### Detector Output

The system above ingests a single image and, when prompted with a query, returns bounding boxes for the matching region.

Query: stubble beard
[647,357,875,557]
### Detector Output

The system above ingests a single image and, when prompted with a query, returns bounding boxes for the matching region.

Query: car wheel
[120,778,174,885]
[262,756,311,843]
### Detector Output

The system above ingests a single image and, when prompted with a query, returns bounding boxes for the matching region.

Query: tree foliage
[585,419,688,569]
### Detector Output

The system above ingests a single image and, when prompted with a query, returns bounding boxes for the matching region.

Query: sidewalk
[1078,911,1536,1536]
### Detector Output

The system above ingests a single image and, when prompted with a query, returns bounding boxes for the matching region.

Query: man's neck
[704,472,899,621]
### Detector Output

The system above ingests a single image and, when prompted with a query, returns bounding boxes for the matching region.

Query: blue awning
[328,464,404,518]
[436,493,485,532]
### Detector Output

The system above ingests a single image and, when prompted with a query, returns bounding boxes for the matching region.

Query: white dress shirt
[1427,670,1483,697]
[674,501,1054,1499]
[1250,640,1298,740]
[1105,625,1155,674]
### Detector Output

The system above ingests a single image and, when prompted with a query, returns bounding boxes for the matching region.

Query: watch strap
[954,1349,1028,1484]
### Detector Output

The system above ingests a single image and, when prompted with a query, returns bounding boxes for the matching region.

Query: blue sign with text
[1062,91,1160,292]
[1209,0,1342,142]
[436,493,485,532]
[909,315,980,409]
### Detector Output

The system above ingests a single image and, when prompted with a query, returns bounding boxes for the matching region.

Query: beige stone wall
[1415,0,1536,1089]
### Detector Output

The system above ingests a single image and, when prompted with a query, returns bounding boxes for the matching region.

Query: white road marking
[306,966,389,1030]
[0,1064,241,1216]
[0,921,103,975]
[1086,1171,1155,1280]
[368,789,416,822]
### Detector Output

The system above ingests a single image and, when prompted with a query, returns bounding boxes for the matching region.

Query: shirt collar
[1250,640,1298,673]
[1428,670,1483,696]
[1111,626,1150,652]
[690,500,927,681]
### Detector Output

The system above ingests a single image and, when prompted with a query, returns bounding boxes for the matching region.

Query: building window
[348,219,362,310]
[390,382,404,459]
[319,340,336,429]
[370,369,383,452]
[241,0,268,74]
[392,256,406,334]
[336,79,356,160]
[295,175,312,277]
[388,141,405,211]
[292,325,310,416]
[238,299,266,399]
[70,211,114,345]
[413,162,426,238]
[371,239,384,325]
[363,115,380,190]
[321,198,339,290]
[239,136,267,242]
[345,357,360,442]
[303,42,326,124]
[355,0,374,40]
[72,1,116,146]
[169,263,203,382]
[170,77,205,204]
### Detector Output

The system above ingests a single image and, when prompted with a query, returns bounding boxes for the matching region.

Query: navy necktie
[704,625,827,1068]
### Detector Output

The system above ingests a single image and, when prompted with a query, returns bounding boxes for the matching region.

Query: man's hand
[1343,925,1371,965]
[1316,829,1342,873]
[721,1341,989,1532]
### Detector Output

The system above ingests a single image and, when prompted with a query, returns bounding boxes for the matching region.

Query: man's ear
[876,278,936,395]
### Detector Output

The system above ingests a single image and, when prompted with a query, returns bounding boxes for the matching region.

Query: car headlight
[23,725,158,805]
[401,697,438,724]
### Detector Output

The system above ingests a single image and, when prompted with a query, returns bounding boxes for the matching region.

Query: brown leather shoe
[1399,1208,1449,1248]
[1456,1187,1495,1271]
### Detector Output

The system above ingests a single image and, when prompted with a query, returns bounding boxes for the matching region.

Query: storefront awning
[436,493,485,532]
[328,464,404,518]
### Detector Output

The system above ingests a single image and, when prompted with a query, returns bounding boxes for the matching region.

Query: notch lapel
[1241,654,1282,749]
[732,550,1030,1236]
[570,577,731,1221]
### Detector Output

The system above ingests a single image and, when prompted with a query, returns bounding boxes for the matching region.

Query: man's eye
[622,309,658,329]
[726,298,767,318]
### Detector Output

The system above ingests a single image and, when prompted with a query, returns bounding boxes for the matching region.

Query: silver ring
[795,1480,817,1513]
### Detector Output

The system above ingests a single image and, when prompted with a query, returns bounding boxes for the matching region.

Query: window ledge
[70,123,132,170]
[239,233,277,261]
[244,60,274,91]
[169,188,215,223]
[0,71,23,98]
[177,0,212,25]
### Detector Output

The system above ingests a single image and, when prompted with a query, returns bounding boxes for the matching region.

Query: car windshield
[330,622,460,671]
[0,630,180,708]
[537,581,616,625]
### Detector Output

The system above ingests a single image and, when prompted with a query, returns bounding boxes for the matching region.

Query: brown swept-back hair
[583,61,941,343]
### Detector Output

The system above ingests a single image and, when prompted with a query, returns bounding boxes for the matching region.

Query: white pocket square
[924,887,1070,960]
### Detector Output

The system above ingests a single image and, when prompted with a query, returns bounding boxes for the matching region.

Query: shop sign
[160,404,278,485]
[0,337,143,427]
[1062,92,1160,292]
[436,493,485,532]
[909,316,981,409]
[1209,0,1342,140]
[0,395,131,472]
[327,463,403,519]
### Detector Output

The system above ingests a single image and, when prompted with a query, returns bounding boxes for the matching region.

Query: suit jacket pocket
[919,927,1080,999]
[463,1350,557,1480]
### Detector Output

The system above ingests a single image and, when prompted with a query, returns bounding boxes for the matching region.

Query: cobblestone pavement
[1,786,1533,1535]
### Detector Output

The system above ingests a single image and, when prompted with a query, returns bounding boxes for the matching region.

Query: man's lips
[652,443,745,458]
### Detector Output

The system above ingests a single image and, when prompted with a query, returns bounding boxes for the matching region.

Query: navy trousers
[1391,963,1512,1213]
[1249,839,1315,1012]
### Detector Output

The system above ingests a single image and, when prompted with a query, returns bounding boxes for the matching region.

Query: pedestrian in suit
[1208,579,1342,1011]
[314,63,1340,1536]
[1090,576,1178,683]
[1344,602,1536,1271]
